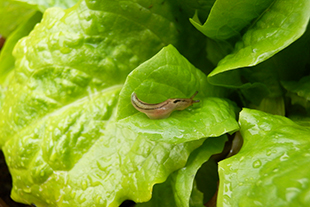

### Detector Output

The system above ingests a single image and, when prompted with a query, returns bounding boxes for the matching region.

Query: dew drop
[280,152,289,161]
[266,149,272,156]
[23,188,31,193]
[252,159,262,168]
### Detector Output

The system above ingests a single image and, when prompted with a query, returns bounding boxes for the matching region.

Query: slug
[131,91,200,119]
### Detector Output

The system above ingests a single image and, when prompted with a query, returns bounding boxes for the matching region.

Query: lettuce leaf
[137,135,227,207]
[282,75,310,111]
[1,0,310,206]
[0,0,78,38]
[207,0,310,87]
[0,1,239,204]
[116,45,239,144]
[218,109,310,206]
[0,0,36,38]
[190,0,274,40]
[0,12,42,84]
[15,0,78,12]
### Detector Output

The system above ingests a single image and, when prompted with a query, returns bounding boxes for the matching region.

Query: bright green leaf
[0,0,36,37]
[0,0,205,146]
[190,0,274,40]
[171,136,226,207]
[137,136,227,207]
[0,11,42,84]
[218,109,310,206]
[0,0,233,206]
[116,45,239,144]
[208,0,310,85]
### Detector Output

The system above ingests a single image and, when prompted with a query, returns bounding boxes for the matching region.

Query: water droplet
[252,159,262,168]
[280,152,289,161]
[120,4,129,11]
[238,182,244,186]
[23,188,31,193]
[223,183,232,197]
[266,149,272,156]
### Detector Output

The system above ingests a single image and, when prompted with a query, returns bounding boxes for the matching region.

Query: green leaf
[0,0,234,206]
[0,11,42,85]
[0,0,205,146]
[208,0,310,86]
[0,0,77,38]
[0,0,36,37]
[3,91,205,206]
[218,109,310,206]
[171,136,226,206]
[116,45,239,144]
[15,0,79,12]
[190,0,274,40]
[137,136,227,207]
[282,75,310,111]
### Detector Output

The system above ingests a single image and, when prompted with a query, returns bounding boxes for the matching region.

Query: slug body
[131,91,200,119]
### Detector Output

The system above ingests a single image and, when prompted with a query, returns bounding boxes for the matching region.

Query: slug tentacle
[131,91,200,119]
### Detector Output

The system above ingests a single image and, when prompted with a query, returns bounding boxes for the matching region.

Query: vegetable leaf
[117,45,239,144]
[218,109,310,206]
[0,0,36,38]
[1,0,310,206]
[208,0,310,87]
[190,0,274,40]
[282,75,310,111]
[15,0,78,12]
[137,135,227,207]
[0,0,239,205]
[0,11,42,84]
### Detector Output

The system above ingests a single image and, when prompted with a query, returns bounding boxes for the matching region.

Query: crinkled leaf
[0,0,231,206]
[0,0,206,146]
[137,136,227,207]
[218,109,310,206]
[116,45,239,144]
[190,0,274,40]
[3,89,204,206]
[208,0,310,86]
